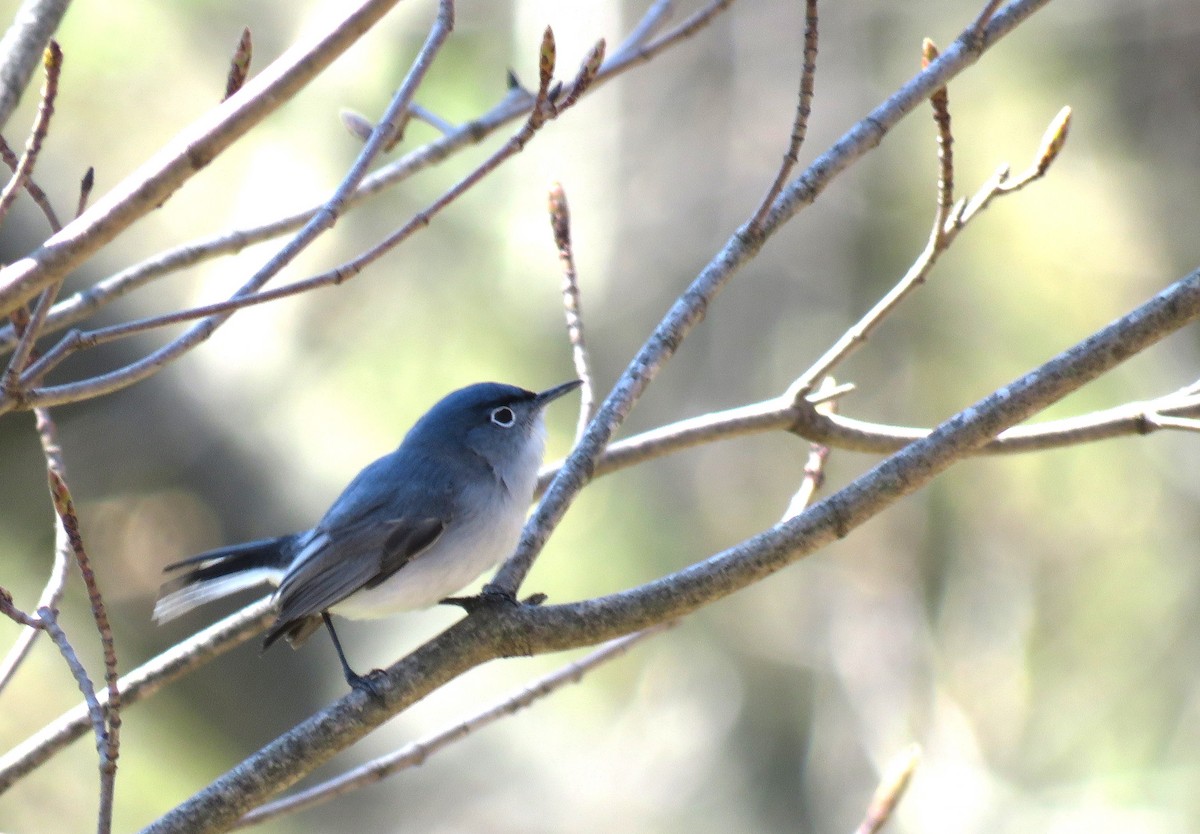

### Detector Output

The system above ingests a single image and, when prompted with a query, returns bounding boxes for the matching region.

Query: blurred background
[2,0,1199,831]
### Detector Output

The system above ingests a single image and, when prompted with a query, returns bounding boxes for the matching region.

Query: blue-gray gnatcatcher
[154,379,581,693]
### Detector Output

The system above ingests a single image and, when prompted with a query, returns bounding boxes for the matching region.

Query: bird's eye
[490,406,516,427]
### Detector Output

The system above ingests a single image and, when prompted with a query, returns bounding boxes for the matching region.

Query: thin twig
[7,26,610,411]
[0,407,72,693]
[489,0,1052,600]
[0,135,60,230]
[853,744,921,834]
[780,380,837,521]
[35,605,115,834]
[0,585,37,625]
[0,0,456,412]
[790,104,1071,397]
[611,0,674,58]
[0,0,414,318]
[749,0,818,231]
[0,0,72,134]
[526,369,1200,497]
[405,102,454,135]
[1142,413,1200,433]
[0,39,60,225]
[971,0,1006,34]
[46,469,120,833]
[144,261,1200,834]
[923,38,954,246]
[0,0,737,356]
[548,182,595,441]
[599,0,736,78]
[0,40,61,400]
[0,598,274,793]
[780,443,829,522]
[950,105,1071,232]
[236,623,674,828]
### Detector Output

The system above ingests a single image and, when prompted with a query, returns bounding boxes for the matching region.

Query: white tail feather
[153,568,281,623]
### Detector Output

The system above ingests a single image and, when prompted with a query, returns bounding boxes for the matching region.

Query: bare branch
[749,0,818,230]
[489,0,1058,601]
[611,0,675,58]
[46,468,120,831]
[600,0,736,79]
[0,407,71,693]
[405,102,454,135]
[1141,413,1200,433]
[951,105,1070,231]
[548,182,595,441]
[791,100,1071,397]
[0,0,737,356]
[142,263,1200,834]
[35,605,114,834]
[0,0,456,411]
[0,0,71,134]
[971,0,1006,34]
[922,38,954,244]
[0,0,413,318]
[527,369,1200,496]
[1,12,622,413]
[235,624,673,828]
[0,585,37,626]
[853,744,921,834]
[0,598,273,792]
[0,39,60,228]
[0,134,60,230]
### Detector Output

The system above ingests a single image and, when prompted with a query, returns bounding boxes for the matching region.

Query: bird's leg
[321,611,386,698]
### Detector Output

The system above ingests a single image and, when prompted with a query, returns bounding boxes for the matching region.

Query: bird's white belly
[330,503,525,619]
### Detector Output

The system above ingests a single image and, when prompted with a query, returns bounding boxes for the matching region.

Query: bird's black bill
[534,379,583,407]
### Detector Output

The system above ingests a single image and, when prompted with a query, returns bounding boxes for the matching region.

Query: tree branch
[0,598,274,792]
[0,0,71,135]
[0,0,412,318]
[234,624,672,828]
[0,0,737,356]
[142,264,1200,834]
[488,0,1059,600]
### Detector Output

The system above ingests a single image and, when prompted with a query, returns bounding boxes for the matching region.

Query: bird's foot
[440,587,547,614]
[346,667,388,700]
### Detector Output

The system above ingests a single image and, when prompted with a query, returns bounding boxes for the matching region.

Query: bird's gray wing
[271,516,446,634]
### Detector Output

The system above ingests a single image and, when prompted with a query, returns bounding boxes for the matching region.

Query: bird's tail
[153,535,293,623]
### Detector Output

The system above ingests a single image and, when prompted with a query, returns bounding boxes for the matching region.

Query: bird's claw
[346,668,388,699]
[439,587,546,614]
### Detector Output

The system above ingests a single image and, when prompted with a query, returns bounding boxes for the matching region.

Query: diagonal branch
[548,182,596,441]
[0,0,738,357]
[0,0,71,134]
[749,0,818,230]
[0,598,274,793]
[234,624,673,828]
[4,24,608,412]
[143,263,1200,834]
[0,408,71,693]
[0,0,413,319]
[0,0,456,412]
[487,0,1059,600]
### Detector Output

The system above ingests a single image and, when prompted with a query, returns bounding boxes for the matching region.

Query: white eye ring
[490,406,516,427]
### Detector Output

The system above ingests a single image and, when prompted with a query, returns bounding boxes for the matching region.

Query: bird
[153,379,582,694]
